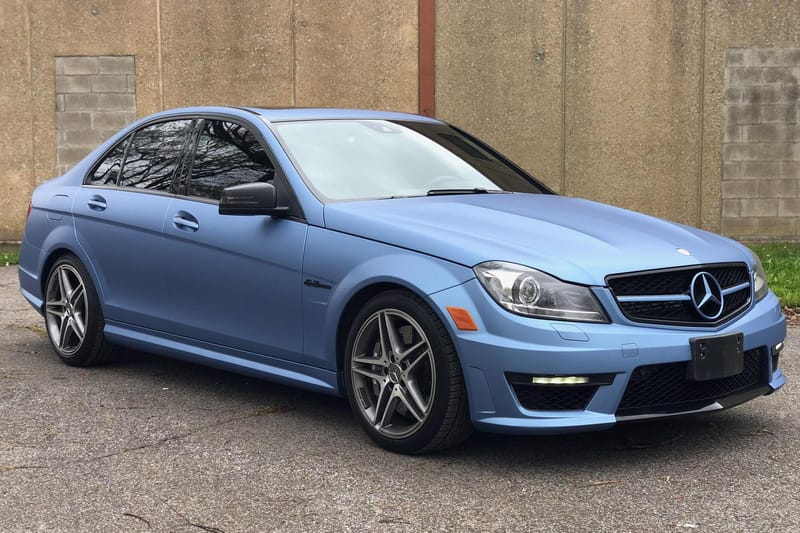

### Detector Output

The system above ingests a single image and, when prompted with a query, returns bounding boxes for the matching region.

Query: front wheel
[44,254,113,366]
[344,291,472,453]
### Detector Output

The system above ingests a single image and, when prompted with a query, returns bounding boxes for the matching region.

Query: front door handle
[87,195,107,211]
[172,213,199,231]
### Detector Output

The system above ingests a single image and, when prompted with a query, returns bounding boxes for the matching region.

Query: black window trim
[82,111,306,222]
[172,119,204,197]
[448,123,555,195]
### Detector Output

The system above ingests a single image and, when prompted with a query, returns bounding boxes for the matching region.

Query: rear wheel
[344,290,472,453]
[44,254,113,366]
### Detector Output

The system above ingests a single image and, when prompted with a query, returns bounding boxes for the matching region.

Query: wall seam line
[156,0,164,110]
[291,0,297,107]
[560,0,568,194]
[26,1,34,186]
[696,0,706,228]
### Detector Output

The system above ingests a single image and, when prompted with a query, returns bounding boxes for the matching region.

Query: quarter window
[88,138,128,186]
[119,120,193,191]
[188,120,275,201]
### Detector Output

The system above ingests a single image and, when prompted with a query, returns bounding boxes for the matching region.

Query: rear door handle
[87,195,107,211]
[172,213,199,231]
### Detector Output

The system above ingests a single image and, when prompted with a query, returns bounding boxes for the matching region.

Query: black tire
[344,290,472,453]
[43,253,113,366]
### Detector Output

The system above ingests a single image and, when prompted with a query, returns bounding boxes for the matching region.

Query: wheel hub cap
[388,363,402,384]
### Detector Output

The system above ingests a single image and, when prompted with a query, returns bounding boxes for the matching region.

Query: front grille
[616,348,766,416]
[511,384,599,411]
[606,263,751,326]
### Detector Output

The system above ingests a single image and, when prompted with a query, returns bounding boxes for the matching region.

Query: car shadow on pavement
[95,347,778,471]
[98,346,356,423]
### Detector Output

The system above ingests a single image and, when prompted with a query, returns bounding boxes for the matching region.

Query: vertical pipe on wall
[696,0,706,229]
[418,0,435,117]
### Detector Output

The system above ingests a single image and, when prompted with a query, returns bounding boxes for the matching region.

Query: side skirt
[104,321,341,397]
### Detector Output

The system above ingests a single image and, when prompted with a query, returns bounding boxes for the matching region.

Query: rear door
[160,118,307,362]
[73,119,194,328]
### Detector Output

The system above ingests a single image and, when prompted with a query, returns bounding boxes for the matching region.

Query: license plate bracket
[687,332,744,382]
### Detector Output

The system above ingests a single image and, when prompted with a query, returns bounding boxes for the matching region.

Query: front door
[160,119,307,362]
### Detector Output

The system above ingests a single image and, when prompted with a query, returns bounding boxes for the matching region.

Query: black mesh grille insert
[511,384,599,411]
[616,348,765,416]
[607,263,751,326]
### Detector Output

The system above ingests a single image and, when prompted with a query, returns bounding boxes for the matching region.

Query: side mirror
[219,182,289,217]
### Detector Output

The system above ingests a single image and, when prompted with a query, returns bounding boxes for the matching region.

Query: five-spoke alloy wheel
[44,254,112,366]
[350,308,436,439]
[344,291,471,453]
[45,263,88,356]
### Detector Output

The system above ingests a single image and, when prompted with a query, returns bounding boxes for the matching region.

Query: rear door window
[119,120,193,191]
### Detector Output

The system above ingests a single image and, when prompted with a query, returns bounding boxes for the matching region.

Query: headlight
[473,261,608,323]
[752,253,769,301]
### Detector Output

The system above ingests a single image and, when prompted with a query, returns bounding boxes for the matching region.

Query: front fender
[301,226,474,372]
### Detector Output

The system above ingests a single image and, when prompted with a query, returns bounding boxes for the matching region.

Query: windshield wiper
[426,188,506,196]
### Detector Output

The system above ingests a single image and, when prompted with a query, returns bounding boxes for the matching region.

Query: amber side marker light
[446,306,478,331]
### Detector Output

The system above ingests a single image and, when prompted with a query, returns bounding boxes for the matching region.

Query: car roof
[245,107,443,124]
[140,106,444,125]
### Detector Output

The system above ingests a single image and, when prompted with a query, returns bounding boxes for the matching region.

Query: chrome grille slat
[606,263,752,326]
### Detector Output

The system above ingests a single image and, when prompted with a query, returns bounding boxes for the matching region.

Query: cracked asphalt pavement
[0,265,798,531]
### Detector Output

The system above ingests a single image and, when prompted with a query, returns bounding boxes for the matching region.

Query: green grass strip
[1,244,19,267]
[748,242,800,308]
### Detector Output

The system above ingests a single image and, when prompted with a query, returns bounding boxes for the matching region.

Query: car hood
[323,194,753,286]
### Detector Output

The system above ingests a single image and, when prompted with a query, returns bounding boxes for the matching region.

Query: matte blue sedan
[18,107,786,453]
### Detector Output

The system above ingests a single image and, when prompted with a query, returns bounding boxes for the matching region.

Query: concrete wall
[2,1,800,242]
[436,1,565,193]
[436,0,800,240]
[0,0,418,241]
[0,0,34,240]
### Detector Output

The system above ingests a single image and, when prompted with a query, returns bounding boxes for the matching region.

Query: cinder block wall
[55,56,136,175]
[2,1,800,242]
[721,48,800,240]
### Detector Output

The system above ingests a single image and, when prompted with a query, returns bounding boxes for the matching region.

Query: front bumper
[430,279,787,435]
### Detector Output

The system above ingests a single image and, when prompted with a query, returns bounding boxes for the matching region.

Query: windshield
[270,119,548,201]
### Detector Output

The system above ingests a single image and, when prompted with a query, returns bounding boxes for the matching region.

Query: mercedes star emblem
[690,271,724,320]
